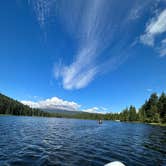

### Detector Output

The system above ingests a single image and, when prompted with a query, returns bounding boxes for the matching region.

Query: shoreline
[148,123,166,127]
[1,114,166,126]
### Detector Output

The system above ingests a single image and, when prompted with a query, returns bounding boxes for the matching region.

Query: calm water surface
[0,116,166,166]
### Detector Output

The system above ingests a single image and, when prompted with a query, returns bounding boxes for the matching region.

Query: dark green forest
[0,93,103,119]
[0,92,166,124]
[104,93,166,124]
[0,93,51,117]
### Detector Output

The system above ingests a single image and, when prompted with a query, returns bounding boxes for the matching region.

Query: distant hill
[0,93,104,119]
[42,108,83,115]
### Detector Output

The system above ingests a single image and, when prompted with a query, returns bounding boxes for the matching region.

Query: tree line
[0,92,166,123]
[0,93,51,117]
[104,92,166,123]
[0,93,103,119]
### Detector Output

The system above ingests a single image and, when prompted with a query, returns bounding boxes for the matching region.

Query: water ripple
[0,116,166,166]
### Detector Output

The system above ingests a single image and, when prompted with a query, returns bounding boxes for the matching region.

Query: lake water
[0,116,166,166]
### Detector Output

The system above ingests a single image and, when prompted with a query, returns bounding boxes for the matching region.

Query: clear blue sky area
[0,0,166,113]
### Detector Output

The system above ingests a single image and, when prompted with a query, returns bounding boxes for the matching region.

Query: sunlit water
[0,116,166,166]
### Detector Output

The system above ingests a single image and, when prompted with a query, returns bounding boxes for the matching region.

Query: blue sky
[0,0,166,113]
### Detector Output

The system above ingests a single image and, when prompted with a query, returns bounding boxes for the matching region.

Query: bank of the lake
[1,92,166,125]
[149,122,166,127]
[1,114,166,127]
[113,120,166,127]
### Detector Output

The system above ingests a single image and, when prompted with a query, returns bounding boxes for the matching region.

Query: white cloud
[128,5,145,20]
[128,0,156,21]
[27,0,162,90]
[28,0,57,27]
[147,88,153,92]
[21,97,110,114]
[54,0,110,90]
[83,107,109,114]
[55,57,97,90]
[129,8,141,20]
[158,38,166,57]
[140,9,166,46]
[21,97,81,111]
[140,34,154,46]
[53,0,132,90]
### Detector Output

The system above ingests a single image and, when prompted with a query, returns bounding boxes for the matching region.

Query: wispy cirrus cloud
[54,45,98,89]
[28,0,57,27]
[128,7,143,20]
[53,0,149,90]
[27,0,163,90]
[54,0,115,89]
[140,9,166,50]
[158,38,166,57]
[128,0,151,21]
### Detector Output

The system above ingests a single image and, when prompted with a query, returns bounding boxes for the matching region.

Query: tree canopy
[104,93,166,123]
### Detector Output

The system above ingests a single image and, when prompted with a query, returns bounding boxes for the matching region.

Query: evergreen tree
[129,105,138,121]
[158,92,166,123]
[138,107,146,122]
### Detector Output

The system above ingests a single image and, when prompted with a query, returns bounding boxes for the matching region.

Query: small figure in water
[98,119,102,124]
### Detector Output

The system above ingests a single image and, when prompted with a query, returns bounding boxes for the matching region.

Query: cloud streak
[54,0,114,89]
[158,38,166,57]
[28,0,57,27]
[140,9,166,46]
[53,0,144,90]
[28,0,163,89]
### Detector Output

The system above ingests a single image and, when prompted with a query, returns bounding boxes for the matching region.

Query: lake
[0,116,166,166]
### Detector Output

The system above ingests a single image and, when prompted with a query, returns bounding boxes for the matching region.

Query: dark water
[0,116,166,166]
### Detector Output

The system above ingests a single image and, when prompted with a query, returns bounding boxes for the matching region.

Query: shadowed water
[0,116,166,166]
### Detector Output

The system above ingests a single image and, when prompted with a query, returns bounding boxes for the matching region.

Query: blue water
[0,116,166,166]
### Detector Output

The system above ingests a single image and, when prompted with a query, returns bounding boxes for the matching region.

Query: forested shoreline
[105,93,166,124]
[0,93,103,119]
[0,93,51,117]
[0,92,166,124]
